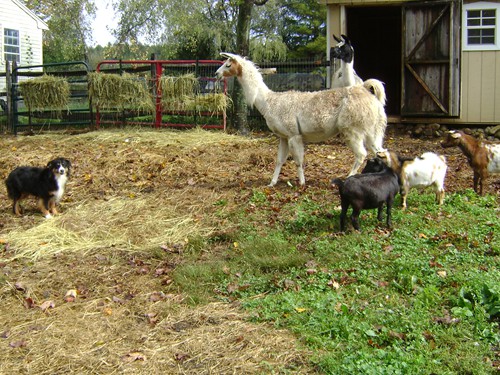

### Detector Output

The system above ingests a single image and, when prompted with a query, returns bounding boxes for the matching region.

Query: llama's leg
[346,138,367,177]
[288,135,305,185]
[269,137,289,186]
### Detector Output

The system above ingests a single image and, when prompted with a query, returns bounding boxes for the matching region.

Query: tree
[279,0,326,59]
[25,0,96,63]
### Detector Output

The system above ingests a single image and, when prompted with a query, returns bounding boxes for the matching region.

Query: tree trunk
[231,0,254,136]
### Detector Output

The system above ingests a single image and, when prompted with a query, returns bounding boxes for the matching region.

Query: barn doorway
[346,6,402,116]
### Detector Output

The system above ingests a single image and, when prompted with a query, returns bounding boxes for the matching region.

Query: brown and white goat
[441,130,500,195]
[374,150,447,209]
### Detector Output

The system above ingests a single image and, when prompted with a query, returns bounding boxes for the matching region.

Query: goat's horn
[332,34,342,43]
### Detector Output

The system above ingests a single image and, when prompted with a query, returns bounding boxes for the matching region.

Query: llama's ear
[332,34,342,43]
[220,52,236,61]
[341,34,351,44]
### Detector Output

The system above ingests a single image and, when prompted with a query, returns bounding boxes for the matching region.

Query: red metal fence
[95,59,227,130]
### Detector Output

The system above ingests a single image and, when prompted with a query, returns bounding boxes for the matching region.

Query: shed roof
[10,0,49,30]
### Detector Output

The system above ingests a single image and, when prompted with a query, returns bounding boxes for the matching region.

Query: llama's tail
[363,79,386,107]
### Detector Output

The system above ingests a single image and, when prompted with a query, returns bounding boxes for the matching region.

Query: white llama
[216,52,388,186]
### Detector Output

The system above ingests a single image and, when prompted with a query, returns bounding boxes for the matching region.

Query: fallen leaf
[103,307,113,316]
[64,289,77,302]
[9,340,27,348]
[24,298,36,309]
[174,352,189,362]
[122,352,146,362]
[149,291,165,302]
[112,296,125,304]
[39,300,55,312]
[327,280,340,289]
[437,270,447,278]
[14,282,27,292]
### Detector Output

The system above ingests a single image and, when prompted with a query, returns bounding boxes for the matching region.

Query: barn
[320,0,500,127]
[0,0,48,94]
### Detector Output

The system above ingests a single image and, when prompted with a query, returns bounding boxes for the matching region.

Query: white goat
[331,34,363,88]
[215,52,387,186]
[376,150,448,209]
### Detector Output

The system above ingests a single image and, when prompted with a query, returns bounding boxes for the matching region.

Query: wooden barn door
[402,0,461,117]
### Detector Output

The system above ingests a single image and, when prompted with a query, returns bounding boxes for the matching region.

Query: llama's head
[330,34,355,64]
[216,53,243,79]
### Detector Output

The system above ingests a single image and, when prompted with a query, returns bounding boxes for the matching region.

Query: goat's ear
[333,34,342,43]
[450,131,461,138]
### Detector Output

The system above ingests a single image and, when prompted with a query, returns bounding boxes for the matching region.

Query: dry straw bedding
[0,128,315,374]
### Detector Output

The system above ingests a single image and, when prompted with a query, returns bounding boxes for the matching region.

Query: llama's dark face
[330,35,354,64]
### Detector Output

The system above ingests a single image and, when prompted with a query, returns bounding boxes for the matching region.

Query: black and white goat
[330,34,363,88]
[332,159,399,231]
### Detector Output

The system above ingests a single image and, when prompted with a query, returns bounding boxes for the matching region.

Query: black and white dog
[5,158,71,218]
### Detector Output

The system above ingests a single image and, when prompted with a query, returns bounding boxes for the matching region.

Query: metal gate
[95,59,227,130]
[9,61,93,135]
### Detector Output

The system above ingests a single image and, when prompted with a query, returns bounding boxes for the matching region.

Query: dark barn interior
[346,6,402,116]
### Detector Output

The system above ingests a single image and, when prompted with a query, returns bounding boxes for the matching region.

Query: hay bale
[19,74,70,112]
[186,93,230,115]
[159,74,199,101]
[88,72,155,113]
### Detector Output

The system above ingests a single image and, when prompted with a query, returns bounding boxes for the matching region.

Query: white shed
[0,0,48,93]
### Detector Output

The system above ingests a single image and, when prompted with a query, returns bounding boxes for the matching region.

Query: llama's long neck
[236,60,271,111]
[340,59,357,87]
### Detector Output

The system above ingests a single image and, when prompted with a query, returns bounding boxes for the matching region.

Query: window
[463,2,500,51]
[4,28,20,63]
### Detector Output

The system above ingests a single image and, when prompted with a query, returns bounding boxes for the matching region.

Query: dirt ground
[0,125,498,374]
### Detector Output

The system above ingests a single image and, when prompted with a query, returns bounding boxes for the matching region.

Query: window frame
[463,1,500,51]
[4,28,21,63]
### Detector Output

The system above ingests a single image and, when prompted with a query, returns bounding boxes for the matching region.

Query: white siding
[0,0,47,93]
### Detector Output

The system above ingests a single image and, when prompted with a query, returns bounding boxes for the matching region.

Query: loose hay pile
[0,128,261,260]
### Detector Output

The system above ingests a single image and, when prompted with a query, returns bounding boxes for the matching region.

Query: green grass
[170,188,499,373]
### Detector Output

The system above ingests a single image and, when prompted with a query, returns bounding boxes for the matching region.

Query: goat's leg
[473,171,480,194]
[346,138,367,177]
[386,197,394,228]
[288,135,305,185]
[377,204,384,221]
[350,207,361,230]
[339,200,349,232]
[269,137,289,186]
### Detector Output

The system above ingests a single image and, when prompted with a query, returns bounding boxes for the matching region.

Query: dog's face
[47,158,71,178]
